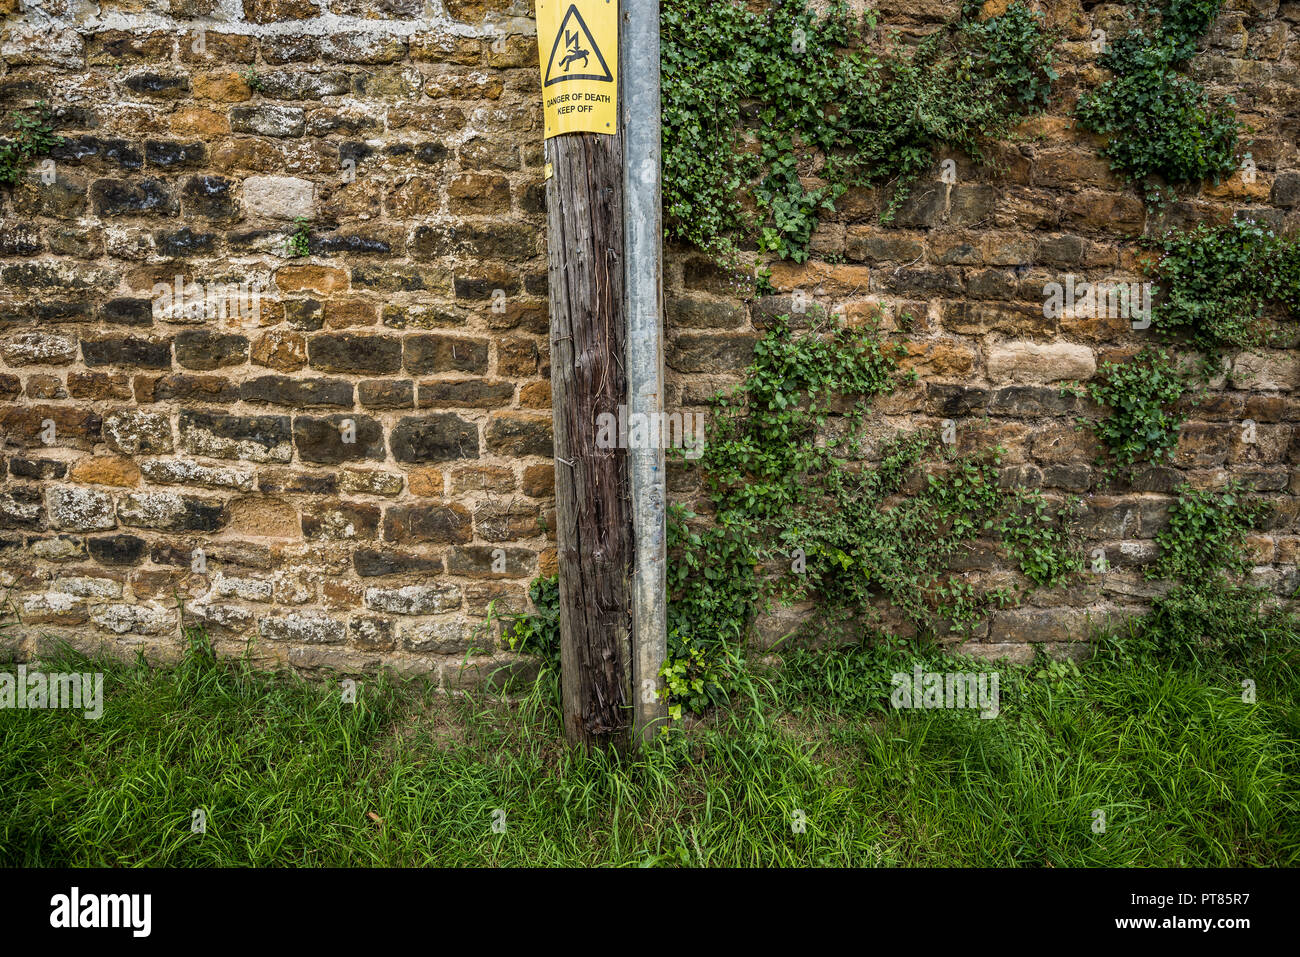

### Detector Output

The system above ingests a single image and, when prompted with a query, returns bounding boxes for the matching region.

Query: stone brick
[123,72,190,99]
[92,603,175,636]
[230,105,306,137]
[1272,172,1300,208]
[0,488,47,530]
[148,374,241,404]
[382,503,472,545]
[404,335,489,375]
[8,459,67,480]
[989,387,1081,417]
[103,409,172,454]
[324,298,378,329]
[473,501,540,540]
[353,548,443,577]
[340,468,405,496]
[1230,351,1300,391]
[349,614,396,650]
[0,405,101,450]
[100,298,154,327]
[118,492,226,532]
[179,410,293,462]
[257,468,337,494]
[155,227,219,257]
[261,610,347,645]
[241,375,353,408]
[409,222,537,261]
[46,486,116,531]
[180,175,240,222]
[899,342,975,378]
[497,338,539,377]
[401,618,474,654]
[69,456,141,488]
[250,330,308,372]
[990,607,1122,642]
[90,178,177,218]
[670,333,758,373]
[450,465,514,494]
[484,412,551,457]
[146,140,208,169]
[2,332,77,366]
[521,463,555,497]
[302,502,382,540]
[446,545,533,578]
[309,333,402,373]
[293,414,386,464]
[364,583,462,615]
[141,458,255,492]
[359,379,414,409]
[390,414,480,462]
[447,173,511,213]
[353,264,450,294]
[243,175,315,219]
[82,337,172,369]
[405,467,443,497]
[175,330,249,370]
[418,378,513,408]
[88,535,147,566]
[987,342,1096,385]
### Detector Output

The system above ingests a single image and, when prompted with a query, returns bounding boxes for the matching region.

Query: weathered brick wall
[661,0,1300,662]
[0,0,555,682]
[0,0,1297,679]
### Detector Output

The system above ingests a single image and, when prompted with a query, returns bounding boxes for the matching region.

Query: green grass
[1,620,1296,867]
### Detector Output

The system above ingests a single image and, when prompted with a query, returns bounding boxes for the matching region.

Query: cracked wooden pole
[539,0,632,750]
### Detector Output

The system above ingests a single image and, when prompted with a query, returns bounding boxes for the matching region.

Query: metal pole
[621,0,667,741]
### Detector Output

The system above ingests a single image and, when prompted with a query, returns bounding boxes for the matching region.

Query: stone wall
[0,0,1297,680]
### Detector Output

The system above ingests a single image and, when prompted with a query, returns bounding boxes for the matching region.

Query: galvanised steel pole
[620,0,667,742]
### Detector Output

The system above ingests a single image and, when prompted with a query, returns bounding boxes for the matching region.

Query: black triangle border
[543,4,614,87]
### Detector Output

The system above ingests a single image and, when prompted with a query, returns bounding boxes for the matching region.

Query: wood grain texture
[544,129,632,750]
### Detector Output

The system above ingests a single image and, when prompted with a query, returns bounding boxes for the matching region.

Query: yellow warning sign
[537,0,617,139]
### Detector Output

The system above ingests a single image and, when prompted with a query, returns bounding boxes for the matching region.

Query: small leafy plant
[0,104,61,187]
[507,575,561,674]
[286,216,312,257]
[1077,347,1189,479]
[1148,481,1262,583]
[998,490,1084,588]
[659,632,735,721]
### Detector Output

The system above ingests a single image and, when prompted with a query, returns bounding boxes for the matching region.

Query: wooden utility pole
[542,40,632,750]
[539,0,664,750]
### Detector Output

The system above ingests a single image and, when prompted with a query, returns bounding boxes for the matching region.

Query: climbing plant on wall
[662,0,1057,264]
[1075,0,1244,204]
[667,311,1081,656]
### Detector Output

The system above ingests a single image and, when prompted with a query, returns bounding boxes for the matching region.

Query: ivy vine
[1075,0,1244,204]
[668,312,1081,661]
[663,0,1057,264]
[1084,220,1300,478]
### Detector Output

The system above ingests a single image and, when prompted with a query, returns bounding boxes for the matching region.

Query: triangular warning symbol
[543,4,613,87]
